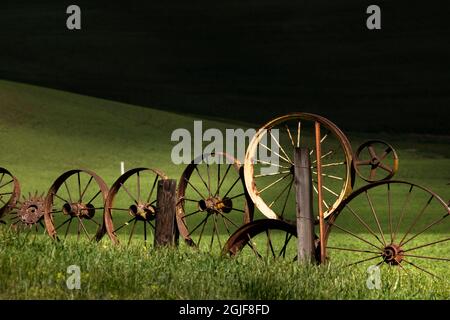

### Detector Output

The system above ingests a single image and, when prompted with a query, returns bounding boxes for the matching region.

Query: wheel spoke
[379,147,392,161]
[401,215,448,247]
[355,160,371,166]
[312,150,334,164]
[268,129,293,164]
[227,192,246,201]
[206,163,212,197]
[146,175,159,203]
[258,174,291,194]
[255,159,290,169]
[213,214,222,250]
[365,190,387,246]
[313,185,330,210]
[195,166,210,196]
[137,172,141,202]
[77,173,82,202]
[317,162,346,169]
[266,229,276,258]
[215,164,232,196]
[196,214,209,248]
[312,171,343,181]
[87,190,102,205]
[184,178,206,200]
[330,222,382,251]
[113,217,136,233]
[182,209,201,219]
[64,181,73,203]
[259,142,292,165]
[246,233,263,259]
[379,163,393,173]
[269,178,293,208]
[279,233,293,258]
[402,259,439,279]
[218,212,240,229]
[187,214,210,237]
[64,218,73,239]
[297,121,301,148]
[387,184,393,244]
[404,237,450,253]
[399,195,434,246]
[327,246,381,255]
[55,217,72,231]
[345,205,385,247]
[0,179,13,189]
[281,178,294,218]
[392,185,413,243]
[402,254,450,262]
[369,167,377,180]
[78,217,92,241]
[223,176,242,198]
[346,254,382,267]
[368,146,377,159]
[254,170,291,178]
[80,176,93,202]
[120,183,139,205]
[127,219,138,246]
[285,125,295,147]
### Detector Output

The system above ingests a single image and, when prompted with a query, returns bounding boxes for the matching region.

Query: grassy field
[0,80,449,299]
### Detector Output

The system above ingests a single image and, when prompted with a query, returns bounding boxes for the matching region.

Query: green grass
[0,230,448,300]
[0,79,449,299]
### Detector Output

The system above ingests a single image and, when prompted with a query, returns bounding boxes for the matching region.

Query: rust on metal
[353,140,399,183]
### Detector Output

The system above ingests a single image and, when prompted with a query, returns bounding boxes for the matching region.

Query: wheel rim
[0,167,20,220]
[354,140,399,182]
[104,168,167,246]
[44,169,109,242]
[176,152,253,252]
[326,180,450,279]
[244,113,354,221]
[223,219,300,261]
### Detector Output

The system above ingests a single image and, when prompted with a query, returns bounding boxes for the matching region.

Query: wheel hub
[63,202,95,219]
[370,157,380,166]
[382,244,404,265]
[18,195,45,225]
[129,203,156,221]
[198,196,232,214]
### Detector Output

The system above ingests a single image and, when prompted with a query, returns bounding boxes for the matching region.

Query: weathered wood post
[294,148,316,263]
[155,179,178,247]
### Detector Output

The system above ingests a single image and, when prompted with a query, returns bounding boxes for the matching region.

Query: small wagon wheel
[6,192,46,234]
[44,169,109,241]
[353,140,399,182]
[223,219,305,261]
[176,152,254,252]
[244,113,354,221]
[104,168,167,246]
[325,181,450,279]
[0,167,20,220]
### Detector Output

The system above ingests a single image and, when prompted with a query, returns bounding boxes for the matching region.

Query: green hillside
[0,80,448,199]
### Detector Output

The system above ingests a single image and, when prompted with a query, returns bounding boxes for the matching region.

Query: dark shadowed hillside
[1,0,449,133]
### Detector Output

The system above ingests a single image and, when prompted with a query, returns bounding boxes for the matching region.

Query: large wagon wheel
[104,168,167,246]
[0,167,20,220]
[223,219,304,261]
[325,181,450,279]
[244,113,354,222]
[44,169,109,241]
[353,140,399,183]
[176,152,254,252]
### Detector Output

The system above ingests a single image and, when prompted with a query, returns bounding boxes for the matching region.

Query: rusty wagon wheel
[0,167,20,221]
[44,169,109,241]
[244,113,354,222]
[104,168,167,246]
[5,192,46,234]
[176,152,254,252]
[223,219,305,261]
[354,140,399,183]
[325,180,450,279]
